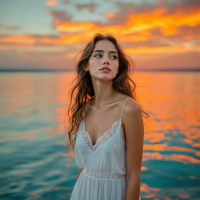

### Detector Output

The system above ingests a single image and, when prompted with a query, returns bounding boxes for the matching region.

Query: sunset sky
[0,0,200,70]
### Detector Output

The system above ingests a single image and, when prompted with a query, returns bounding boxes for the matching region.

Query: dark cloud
[0,24,21,30]
[62,0,70,4]
[114,0,200,16]
[48,10,73,29]
[75,3,97,12]
[119,39,171,49]
[154,24,200,44]
[0,33,60,40]
[163,0,200,15]
[49,10,72,23]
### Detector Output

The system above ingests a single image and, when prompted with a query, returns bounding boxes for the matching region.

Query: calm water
[0,71,200,200]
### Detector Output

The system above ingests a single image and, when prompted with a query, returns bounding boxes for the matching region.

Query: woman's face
[86,40,119,81]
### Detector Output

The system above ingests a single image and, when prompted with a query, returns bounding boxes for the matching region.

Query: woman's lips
[100,67,111,72]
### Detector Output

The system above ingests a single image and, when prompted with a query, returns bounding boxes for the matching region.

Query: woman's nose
[103,55,110,65]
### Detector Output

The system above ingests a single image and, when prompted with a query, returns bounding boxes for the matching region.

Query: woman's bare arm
[76,168,83,181]
[123,99,144,200]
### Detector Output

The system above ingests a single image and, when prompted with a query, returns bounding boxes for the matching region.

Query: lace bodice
[81,118,123,153]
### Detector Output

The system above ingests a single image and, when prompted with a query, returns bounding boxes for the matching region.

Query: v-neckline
[81,118,122,153]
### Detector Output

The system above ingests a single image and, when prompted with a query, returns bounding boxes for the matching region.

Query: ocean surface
[0,71,200,200]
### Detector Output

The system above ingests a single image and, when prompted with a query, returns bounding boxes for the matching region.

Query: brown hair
[65,33,149,158]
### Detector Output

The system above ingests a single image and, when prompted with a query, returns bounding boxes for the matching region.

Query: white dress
[70,97,141,200]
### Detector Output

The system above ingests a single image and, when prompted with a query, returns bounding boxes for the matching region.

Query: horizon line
[0,68,200,72]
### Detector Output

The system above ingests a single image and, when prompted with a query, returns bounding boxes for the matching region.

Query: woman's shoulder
[122,96,141,116]
[118,94,137,105]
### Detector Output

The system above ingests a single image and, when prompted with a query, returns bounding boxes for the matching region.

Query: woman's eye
[111,55,117,59]
[95,54,102,58]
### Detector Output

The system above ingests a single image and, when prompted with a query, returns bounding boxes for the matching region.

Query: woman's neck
[91,79,116,108]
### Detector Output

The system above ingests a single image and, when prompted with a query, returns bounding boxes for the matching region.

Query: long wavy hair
[65,33,149,158]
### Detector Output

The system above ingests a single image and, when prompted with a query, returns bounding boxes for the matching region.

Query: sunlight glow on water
[0,72,200,200]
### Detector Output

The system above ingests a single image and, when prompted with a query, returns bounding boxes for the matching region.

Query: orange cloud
[56,21,95,33]
[2,35,35,44]
[125,8,200,36]
[106,13,115,18]
[46,0,58,6]
[124,46,186,54]
[40,33,94,45]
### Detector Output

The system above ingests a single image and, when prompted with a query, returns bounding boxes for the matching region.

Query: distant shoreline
[0,68,200,72]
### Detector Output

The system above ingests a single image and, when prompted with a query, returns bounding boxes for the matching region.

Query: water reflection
[0,71,199,200]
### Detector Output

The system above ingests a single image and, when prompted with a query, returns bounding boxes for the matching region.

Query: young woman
[66,33,148,200]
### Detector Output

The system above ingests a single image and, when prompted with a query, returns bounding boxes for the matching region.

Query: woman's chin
[92,75,115,82]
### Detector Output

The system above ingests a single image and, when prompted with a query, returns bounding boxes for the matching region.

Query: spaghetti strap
[120,97,131,119]
[81,110,86,119]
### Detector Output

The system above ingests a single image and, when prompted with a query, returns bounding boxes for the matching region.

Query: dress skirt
[70,168,126,200]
